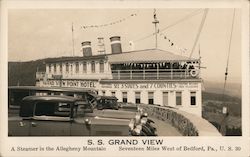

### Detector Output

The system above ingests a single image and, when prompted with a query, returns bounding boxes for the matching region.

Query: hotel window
[54,64,56,73]
[100,60,104,73]
[91,61,95,73]
[75,62,79,73]
[190,92,196,106]
[49,64,51,73]
[60,64,62,73]
[148,92,154,104]
[102,91,106,96]
[111,91,116,97]
[66,63,69,73]
[176,92,182,106]
[135,92,141,104]
[162,92,169,106]
[122,92,127,103]
[70,64,73,73]
[83,62,87,73]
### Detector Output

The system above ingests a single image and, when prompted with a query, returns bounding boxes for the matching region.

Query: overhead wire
[133,9,203,43]
[189,9,209,58]
[222,9,236,99]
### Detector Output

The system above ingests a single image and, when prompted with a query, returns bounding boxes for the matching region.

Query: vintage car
[94,96,156,136]
[96,96,119,110]
[8,95,154,136]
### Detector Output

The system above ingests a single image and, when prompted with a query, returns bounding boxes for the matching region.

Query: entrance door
[162,92,168,106]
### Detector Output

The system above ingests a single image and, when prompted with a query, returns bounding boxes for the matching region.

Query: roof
[45,55,107,63]
[108,49,198,64]
[9,86,92,93]
[22,95,80,102]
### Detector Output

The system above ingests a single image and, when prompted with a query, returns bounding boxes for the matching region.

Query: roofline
[100,79,203,83]
[45,55,108,63]
[45,48,198,64]
[22,95,80,102]
[109,59,199,64]
[8,86,92,92]
[107,48,197,59]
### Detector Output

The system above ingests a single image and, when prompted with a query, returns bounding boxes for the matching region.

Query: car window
[20,101,34,117]
[35,102,71,117]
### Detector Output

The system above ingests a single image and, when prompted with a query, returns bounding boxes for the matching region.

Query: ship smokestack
[81,41,92,56]
[97,37,105,55]
[110,36,122,54]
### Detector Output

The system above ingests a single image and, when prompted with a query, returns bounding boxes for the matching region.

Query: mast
[152,9,159,49]
[71,22,75,56]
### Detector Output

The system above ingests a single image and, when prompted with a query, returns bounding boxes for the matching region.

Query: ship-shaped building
[36,35,202,117]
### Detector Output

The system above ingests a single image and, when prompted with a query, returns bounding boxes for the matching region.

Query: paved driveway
[150,117,182,136]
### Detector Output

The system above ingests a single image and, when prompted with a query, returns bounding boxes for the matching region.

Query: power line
[160,9,203,32]
[223,9,236,98]
[189,9,209,58]
[134,9,203,43]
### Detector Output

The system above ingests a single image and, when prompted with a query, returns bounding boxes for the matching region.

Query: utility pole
[152,9,159,49]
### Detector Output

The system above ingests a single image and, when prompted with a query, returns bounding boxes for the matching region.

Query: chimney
[81,41,92,56]
[97,37,105,55]
[110,36,122,54]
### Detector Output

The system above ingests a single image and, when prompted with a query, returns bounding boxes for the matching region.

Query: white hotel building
[36,36,202,117]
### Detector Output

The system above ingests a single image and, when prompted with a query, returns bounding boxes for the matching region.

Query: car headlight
[140,117,147,124]
[142,112,148,118]
[129,119,135,130]
[135,114,141,124]
[138,107,143,114]
[134,124,142,135]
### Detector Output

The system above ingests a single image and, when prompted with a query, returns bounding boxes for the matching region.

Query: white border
[1,0,249,157]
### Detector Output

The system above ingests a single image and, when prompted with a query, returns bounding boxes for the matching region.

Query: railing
[139,104,221,136]
[112,69,199,80]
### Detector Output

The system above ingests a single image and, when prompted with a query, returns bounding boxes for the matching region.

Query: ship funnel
[97,37,105,55]
[110,36,122,54]
[81,41,92,57]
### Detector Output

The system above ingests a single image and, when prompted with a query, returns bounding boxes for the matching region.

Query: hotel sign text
[44,79,97,88]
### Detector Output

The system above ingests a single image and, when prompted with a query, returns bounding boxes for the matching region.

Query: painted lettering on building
[44,79,97,88]
[111,82,198,89]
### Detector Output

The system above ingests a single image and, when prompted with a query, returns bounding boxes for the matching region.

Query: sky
[8,8,241,83]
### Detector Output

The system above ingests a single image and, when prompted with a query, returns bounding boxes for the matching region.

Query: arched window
[66,63,69,73]
[54,64,56,73]
[91,61,95,73]
[75,62,79,73]
[60,64,62,73]
[48,64,51,73]
[82,62,87,73]
[99,60,104,73]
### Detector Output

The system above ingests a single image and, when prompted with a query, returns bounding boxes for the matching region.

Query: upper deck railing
[36,68,200,80]
[111,69,199,80]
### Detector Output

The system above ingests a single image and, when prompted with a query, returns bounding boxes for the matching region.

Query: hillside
[203,81,241,98]
[8,60,46,86]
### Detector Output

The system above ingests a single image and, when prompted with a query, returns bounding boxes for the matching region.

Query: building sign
[111,82,199,89]
[44,79,97,88]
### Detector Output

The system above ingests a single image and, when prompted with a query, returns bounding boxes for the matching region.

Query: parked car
[96,96,119,110]
[94,96,156,136]
[8,95,154,136]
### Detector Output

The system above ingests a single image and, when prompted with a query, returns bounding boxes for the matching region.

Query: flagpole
[71,22,75,56]
[152,9,159,49]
